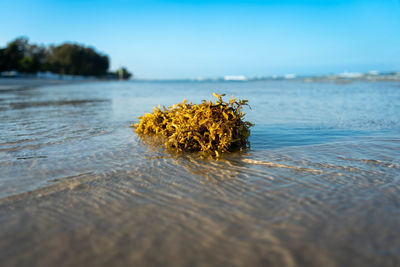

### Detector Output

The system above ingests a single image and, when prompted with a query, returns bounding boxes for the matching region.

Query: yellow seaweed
[132,93,253,157]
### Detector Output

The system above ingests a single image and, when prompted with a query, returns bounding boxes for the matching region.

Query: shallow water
[1,80,400,266]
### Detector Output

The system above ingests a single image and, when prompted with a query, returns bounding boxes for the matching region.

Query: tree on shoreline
[0,37,132,79]
[0,38,31,72]
[48,43,109,76]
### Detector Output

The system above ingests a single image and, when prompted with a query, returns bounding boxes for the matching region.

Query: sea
[0,80,399,266]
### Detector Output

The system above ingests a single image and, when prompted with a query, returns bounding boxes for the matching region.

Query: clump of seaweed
[132,93,253,157]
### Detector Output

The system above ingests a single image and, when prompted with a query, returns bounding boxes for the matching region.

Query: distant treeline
[0,37,132,79]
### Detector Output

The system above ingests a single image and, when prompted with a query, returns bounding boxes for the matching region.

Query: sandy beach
[1,80,399,266]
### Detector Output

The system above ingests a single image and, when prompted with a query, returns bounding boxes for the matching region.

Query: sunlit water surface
[1,80,400,266]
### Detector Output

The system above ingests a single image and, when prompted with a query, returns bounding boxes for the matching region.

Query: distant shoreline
[134,71,400,83]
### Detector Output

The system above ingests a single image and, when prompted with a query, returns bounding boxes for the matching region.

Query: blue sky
[1,0,399,79]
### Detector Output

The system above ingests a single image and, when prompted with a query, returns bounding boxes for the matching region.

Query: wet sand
[0,78,73,90]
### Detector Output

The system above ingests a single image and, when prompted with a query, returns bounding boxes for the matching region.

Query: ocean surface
[1,80,399,266]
